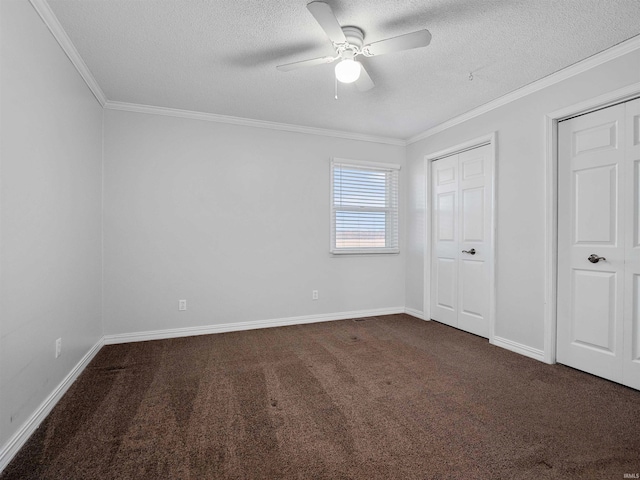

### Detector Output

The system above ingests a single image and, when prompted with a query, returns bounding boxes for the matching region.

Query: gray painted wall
[405,48,640,351]
[102,110,406,336]
[2,0,640,469]
[1,0,103,448]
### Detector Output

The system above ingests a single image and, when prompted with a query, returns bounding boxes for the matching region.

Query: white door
[431,155,459,328]
[557,98,640,390]
[431,144,493,338]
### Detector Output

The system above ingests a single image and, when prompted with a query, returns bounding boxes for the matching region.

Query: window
[331,158,400,254]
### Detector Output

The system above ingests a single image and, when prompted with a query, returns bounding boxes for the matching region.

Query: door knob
[462,248,476,255]
[588,254,606,263]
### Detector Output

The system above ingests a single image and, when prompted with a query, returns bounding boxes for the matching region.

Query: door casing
[424,132,498,344]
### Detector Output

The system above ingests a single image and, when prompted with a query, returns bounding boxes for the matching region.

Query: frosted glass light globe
[335,58,361,84]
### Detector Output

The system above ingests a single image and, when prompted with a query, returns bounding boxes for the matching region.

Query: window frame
[330,158,401,255]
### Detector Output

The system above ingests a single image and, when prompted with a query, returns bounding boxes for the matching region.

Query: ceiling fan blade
[355,64,375,92]
[276,56,337,72]
[307,1,347,44]
[363,29,432,56]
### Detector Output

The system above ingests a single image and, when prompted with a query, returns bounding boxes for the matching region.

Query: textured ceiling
[47,0,640,140]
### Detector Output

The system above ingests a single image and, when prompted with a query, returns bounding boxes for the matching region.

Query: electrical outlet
[312,290,319,300]
[179,299,187,311]
[55,338,62,358]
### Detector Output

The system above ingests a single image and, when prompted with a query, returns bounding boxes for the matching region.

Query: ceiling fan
[276,1,432,91]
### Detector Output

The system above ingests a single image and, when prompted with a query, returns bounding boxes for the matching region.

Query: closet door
[431,155,459,328]
[557,103,626,383]
[457,147,491,338]
[431,144,492,338]
[557,99,640,390]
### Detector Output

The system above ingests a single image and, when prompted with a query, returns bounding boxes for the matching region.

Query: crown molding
[25,0,400,145]
[27,0,400,145]
[407,34,640,145]
[103,101,406,146]
[29,0,107,106]
[28,0,640,147]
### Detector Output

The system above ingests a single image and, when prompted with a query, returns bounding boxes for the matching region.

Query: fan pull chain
[334,75,338,100]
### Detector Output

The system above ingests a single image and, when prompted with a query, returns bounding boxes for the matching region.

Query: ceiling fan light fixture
[335,54,361,84]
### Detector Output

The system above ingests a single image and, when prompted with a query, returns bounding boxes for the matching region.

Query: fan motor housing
[341,26,364,49]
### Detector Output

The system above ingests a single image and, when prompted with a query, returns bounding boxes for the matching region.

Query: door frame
[424,132,498,343]
[544,82,640,364]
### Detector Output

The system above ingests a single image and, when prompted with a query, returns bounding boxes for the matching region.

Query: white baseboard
[0,337,105,473]
[404,308,427,320]
[104,307,406,345]
[0,310,547,475]
[0,307,405,472]
[492,336,545,362]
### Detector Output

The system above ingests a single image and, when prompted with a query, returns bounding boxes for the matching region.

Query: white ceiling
[47,0,640,140]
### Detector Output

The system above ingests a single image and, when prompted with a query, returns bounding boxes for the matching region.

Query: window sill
[330,248,400,256]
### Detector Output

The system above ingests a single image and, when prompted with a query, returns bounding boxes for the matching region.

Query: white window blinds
[331,158,400,254]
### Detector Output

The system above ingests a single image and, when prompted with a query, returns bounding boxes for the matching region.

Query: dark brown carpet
[2,314,639,479]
